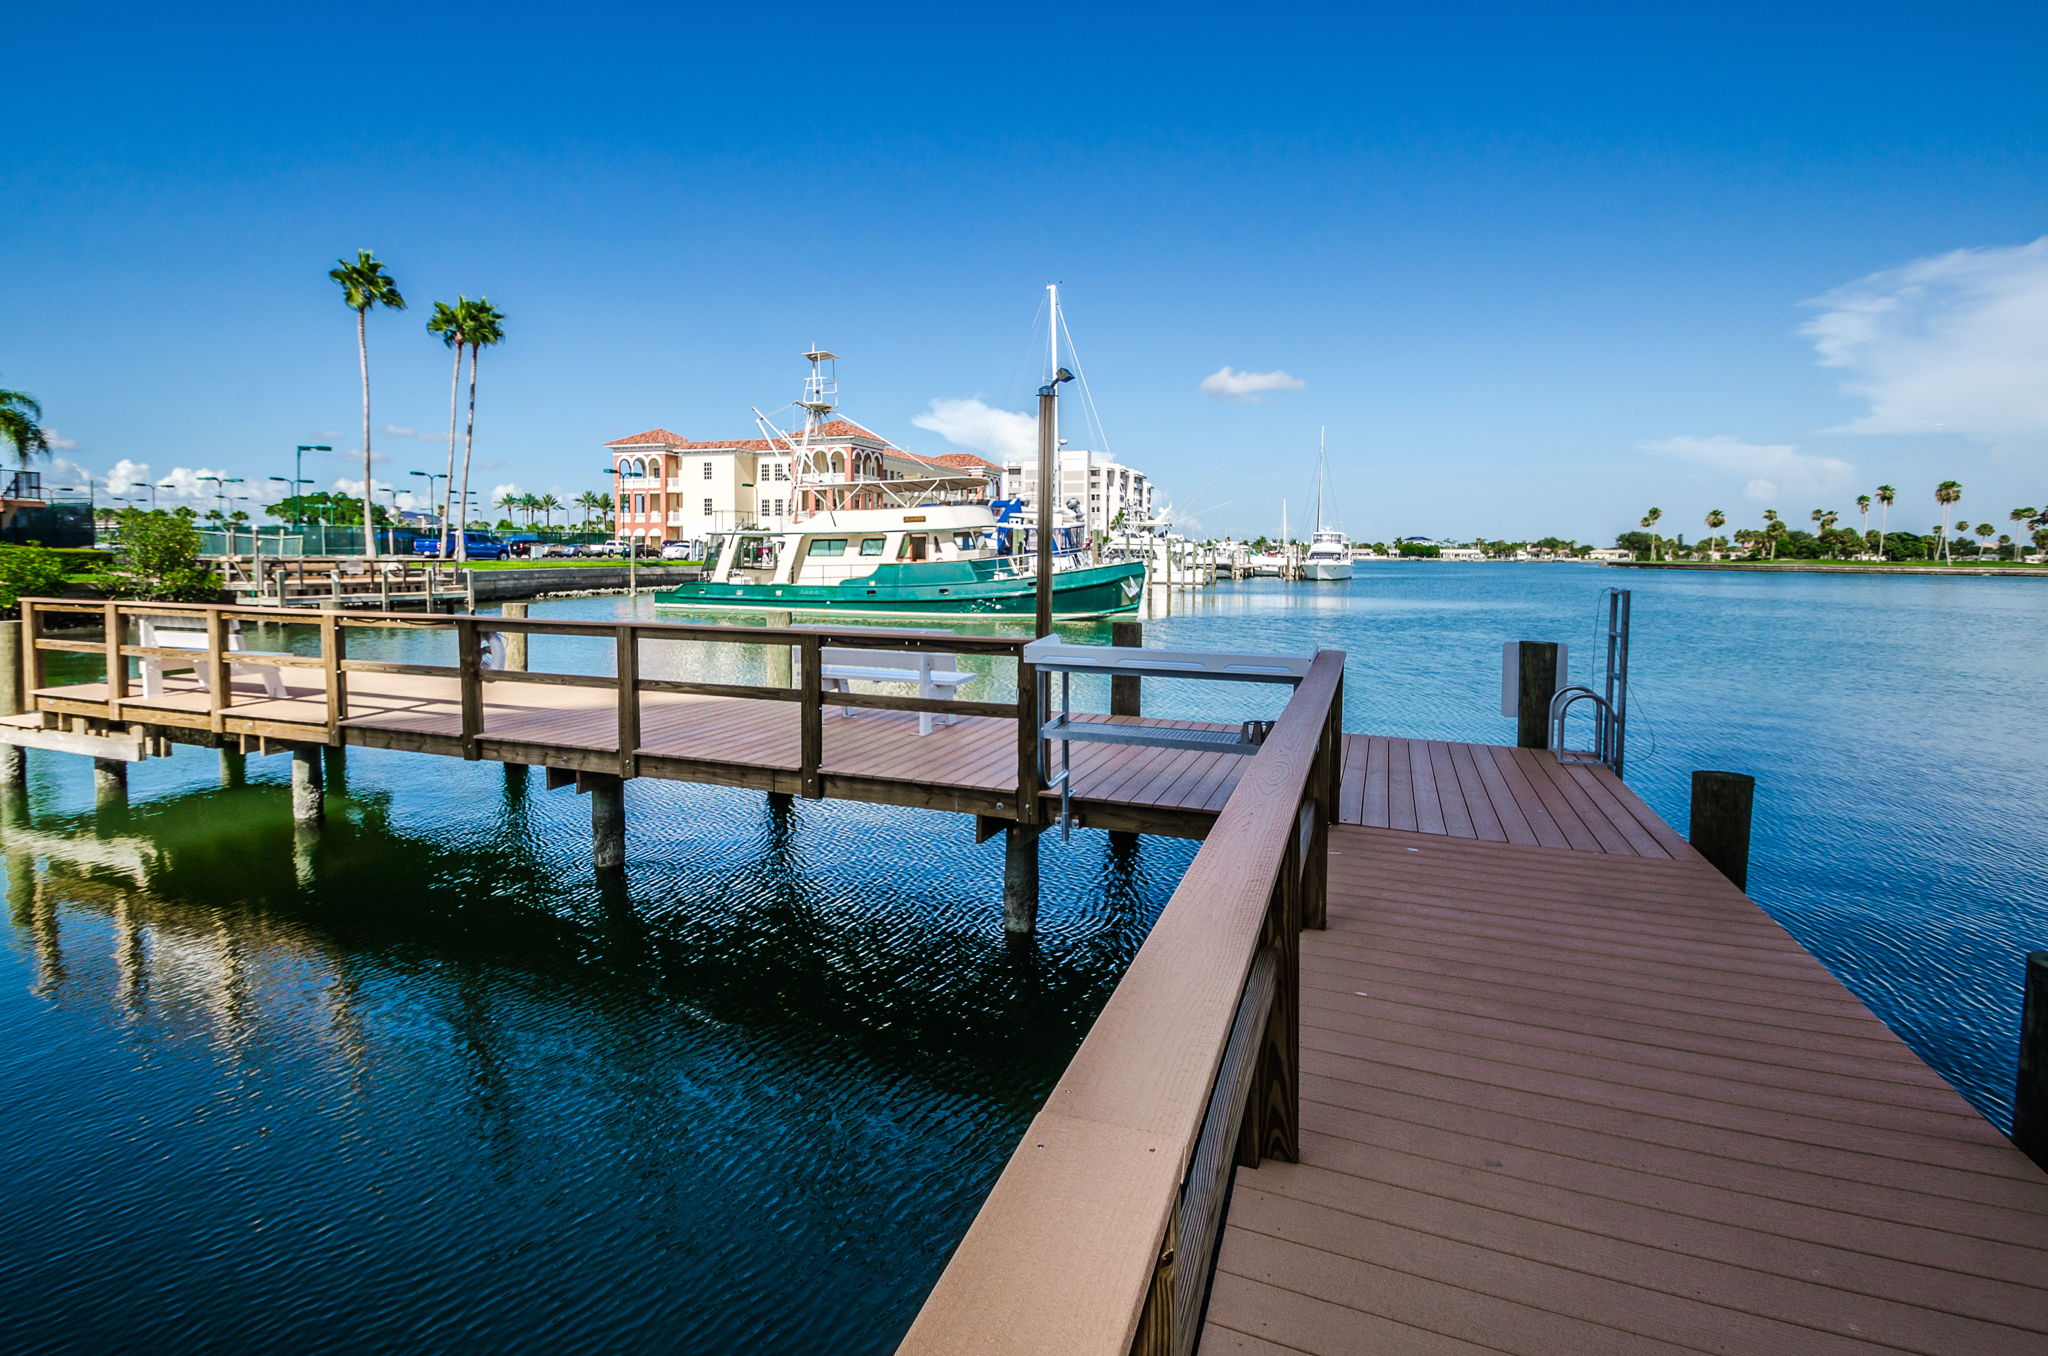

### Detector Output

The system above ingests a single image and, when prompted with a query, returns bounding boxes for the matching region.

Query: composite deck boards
[1200,825,2048,1356]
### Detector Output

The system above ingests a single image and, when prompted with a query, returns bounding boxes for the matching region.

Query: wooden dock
[6,598,2044,1351]
[900,691,2048,1352]
[1202,825,2048,1354]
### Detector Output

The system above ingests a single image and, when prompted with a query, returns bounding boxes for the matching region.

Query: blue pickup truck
[412,531,510,561]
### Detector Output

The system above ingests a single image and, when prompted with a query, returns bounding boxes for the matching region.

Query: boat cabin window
[900,534,930,562]
[736,535,777,569]
[808,538,847,558]
[859,537,885,556]
[953,531,981,551]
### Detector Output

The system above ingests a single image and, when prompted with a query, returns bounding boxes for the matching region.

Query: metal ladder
[1549,588,1630,777]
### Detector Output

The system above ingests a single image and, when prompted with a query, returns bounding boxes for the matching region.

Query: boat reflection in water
[0,765,1192,1354]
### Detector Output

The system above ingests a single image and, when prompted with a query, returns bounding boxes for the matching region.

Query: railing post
[1689,770,1755,890]
[1248,836,1302,1165]
[1110,619,1142,716]
[0,616,22,786]
[455,618,483,759]
[321,613,347,738]
[616,624,641,778]
[798,634,823,798]
[204,607,229,732]
[1014,656,1040,823]
[1515,640,1559,749]
[101,602,128,708]
[22,599,46,695]
[2014,952,2048,1171]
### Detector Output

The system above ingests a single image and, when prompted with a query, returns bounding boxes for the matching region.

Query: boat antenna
[1036,283,1074,638]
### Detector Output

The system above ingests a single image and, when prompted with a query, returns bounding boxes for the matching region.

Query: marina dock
[4,598,2044,1353]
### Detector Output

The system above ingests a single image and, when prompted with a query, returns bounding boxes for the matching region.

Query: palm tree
[0,382,52,469]
[1639,507,1662,561]
[1855,495,1872,555]
[536,493,563,530]
[1934,480,1962,562]
[573,489,601,530]
[329,250,406,558]
[451,298,506,563]
[1765,517,1786,558]
[2010,507,2038,562]
[1975,522,1996,556]
[426,300,470,555]
[1704,509,1726,559]
[595,491,614,528]
[1874,484,1895,558]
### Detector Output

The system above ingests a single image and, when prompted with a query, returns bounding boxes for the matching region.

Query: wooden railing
[897,649,1344,1356]
[18,599,1038,803]
[237,557,467,605]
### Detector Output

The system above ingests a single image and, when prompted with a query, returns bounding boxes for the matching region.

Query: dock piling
[1003,823,1040,934]
[500,601,529,671]
[1514,641,1560,749]
[589,773,626,871]
[1110,620,1143,717]
[290,746,324,826]
[763,611,794,689]
[2014,952,2048,1171]
[1689,770,1755,889]
[220,746,245,787]
[0,619,23,787]
[93,758,127,811]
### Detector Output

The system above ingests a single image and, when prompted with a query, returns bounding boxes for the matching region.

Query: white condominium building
[1000,448,1155,536]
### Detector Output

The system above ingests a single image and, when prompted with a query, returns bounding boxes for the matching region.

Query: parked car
[412,531,509,561]
[659,539,701,561]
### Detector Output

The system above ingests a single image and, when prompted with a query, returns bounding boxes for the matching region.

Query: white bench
[136,615,288,700]
[818,645,979,736]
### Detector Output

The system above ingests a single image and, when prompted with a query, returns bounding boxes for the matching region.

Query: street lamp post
[197,475,244,554]
[601,466,636,596]
[292,446,329,528]
[410,471,449,553]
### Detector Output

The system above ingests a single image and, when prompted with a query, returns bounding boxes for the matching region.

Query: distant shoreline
[1601,560,2046,578]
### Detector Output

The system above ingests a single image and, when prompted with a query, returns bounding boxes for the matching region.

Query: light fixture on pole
[292,446,330,527]
[601,466,637,597]
[1035,363,1075,638]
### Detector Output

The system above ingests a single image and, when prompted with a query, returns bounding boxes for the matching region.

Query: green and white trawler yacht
[653,348,1144,618]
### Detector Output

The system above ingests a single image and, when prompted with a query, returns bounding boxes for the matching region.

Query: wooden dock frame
[6,598,1326,924]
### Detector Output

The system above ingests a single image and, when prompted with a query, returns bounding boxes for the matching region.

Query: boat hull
[1301,559,1354,581]
[652,559,1147,617]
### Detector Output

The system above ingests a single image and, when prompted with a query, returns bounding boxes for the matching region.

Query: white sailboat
[1301,427,1353,582]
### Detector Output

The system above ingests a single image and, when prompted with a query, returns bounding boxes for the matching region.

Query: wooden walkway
[1201,824,2048,1354]
[29,670,1263,833]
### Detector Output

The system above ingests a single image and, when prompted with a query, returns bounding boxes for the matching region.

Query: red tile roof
[928,451,1003,472]
[604,428,690,447]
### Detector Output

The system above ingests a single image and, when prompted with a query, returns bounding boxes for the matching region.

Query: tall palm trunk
[357,307,377,560]
[456,346,480,563]
[440,340,462,555]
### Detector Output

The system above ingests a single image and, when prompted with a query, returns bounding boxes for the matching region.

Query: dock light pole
[293,446,329,527]
[410,470,449,549]
[602,466,637,596]
[1034,365,1074,639]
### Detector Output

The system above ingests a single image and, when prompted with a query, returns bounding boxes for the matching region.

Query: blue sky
[9,1,2046,542]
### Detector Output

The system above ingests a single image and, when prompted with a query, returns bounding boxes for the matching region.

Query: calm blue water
[2,564,2043,1352]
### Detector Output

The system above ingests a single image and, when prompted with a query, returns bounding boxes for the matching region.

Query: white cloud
[330,477,420,510]
[41,429,79,452]
[1801,237,2048,456]
[1200,366,1306,403]
[911,397,1037,461]
[1640,435,1856,504]
[489,482,526,506]
[382,424,417,438]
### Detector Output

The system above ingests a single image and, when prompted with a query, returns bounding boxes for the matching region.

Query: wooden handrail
[19,599,1055,795]
[896,649,1344,1356]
